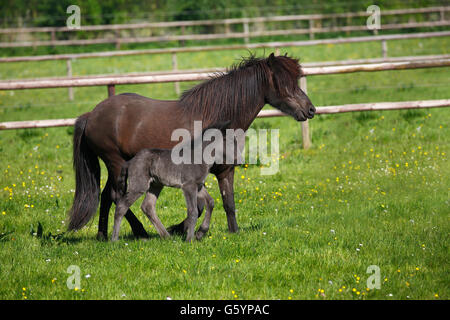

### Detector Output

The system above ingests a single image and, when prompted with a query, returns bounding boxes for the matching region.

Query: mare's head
[263,53,315,121]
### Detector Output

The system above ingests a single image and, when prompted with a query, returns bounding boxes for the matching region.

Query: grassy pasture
[0,37,449,300]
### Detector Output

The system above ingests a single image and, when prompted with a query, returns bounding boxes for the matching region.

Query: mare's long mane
[179,54,302,126]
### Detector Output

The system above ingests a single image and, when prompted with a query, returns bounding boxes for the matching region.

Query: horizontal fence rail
[2,21,449,48]
[1,100,448,130]
[258,99,450,117]
[1,31,449,63]
[2,6,448,34]
[2,54,448,81]
[0,58,449,90]
[0,31,450,54]
[0,6,448,48]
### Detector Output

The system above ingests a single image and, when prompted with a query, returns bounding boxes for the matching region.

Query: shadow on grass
[240,222,265,233]
[60,230,168,245]
[28,221,165,245]
[0,231,14,242]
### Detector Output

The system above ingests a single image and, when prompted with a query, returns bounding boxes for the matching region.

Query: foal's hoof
[159,231,171,240]
[195,227,208,240]
[168,223,185,235]
[195,232,205,241]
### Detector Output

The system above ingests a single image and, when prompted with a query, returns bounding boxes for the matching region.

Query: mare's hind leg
[111,191,143,241]
[195,186,214,240]
[97,178,113,241]
[124,208,149,239]
[141,185,170,239]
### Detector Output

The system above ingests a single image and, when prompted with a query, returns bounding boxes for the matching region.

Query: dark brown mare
[67,53,315,240]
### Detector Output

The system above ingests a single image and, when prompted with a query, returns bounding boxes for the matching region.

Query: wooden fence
[2,31,449,99]
[1,59,448,90]
[1,58,449,149]
[1,6,448,48]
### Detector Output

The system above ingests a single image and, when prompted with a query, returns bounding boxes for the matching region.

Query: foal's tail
[117,163,129,197]
[67,112,101,231]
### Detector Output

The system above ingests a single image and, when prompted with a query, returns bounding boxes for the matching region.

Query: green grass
[0,37,449,300]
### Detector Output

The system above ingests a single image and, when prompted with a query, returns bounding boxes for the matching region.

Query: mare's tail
[67,113,101,231]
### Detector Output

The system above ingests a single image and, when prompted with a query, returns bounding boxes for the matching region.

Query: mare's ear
[267,52,276,67]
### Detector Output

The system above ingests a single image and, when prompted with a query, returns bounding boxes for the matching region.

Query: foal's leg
[217,167,239,233]
[141,185,170,239]
[111,201,128,242]
[181,183,199,242]
[110,162,149,239]
[111,191,143,241]
[167,189,206,236]
[195,186,214,240]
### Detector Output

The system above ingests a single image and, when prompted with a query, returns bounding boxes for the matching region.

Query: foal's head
[264,53,315,121]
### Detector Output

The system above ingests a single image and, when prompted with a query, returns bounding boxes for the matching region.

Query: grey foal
[112,121,241,242]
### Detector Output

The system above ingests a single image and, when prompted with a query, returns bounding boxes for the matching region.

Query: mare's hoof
[96,232,108,241]
[167,223,185,235]
[132,229,149,239]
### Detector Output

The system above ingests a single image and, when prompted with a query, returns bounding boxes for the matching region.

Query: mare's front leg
[181,184,199,242]
[217,166,239,233]
[195,186,214,240]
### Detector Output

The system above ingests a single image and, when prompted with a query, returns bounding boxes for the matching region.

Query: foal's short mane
[179,54,302,126]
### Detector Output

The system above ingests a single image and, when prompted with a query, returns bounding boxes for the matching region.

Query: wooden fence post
[346,15,351,36]
[180,25,186,47]
[66,59,74,101]
[381,40,388,58]
[172,53,180,95]
[300,76,311,149]
[115,30,121,50]
[243,20,250,44]
[51,30,56,49]
[309,19,315,39]
[107,84,115,97]
[225,22,230,34]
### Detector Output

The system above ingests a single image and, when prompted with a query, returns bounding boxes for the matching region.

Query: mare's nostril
[309,105,316,115]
